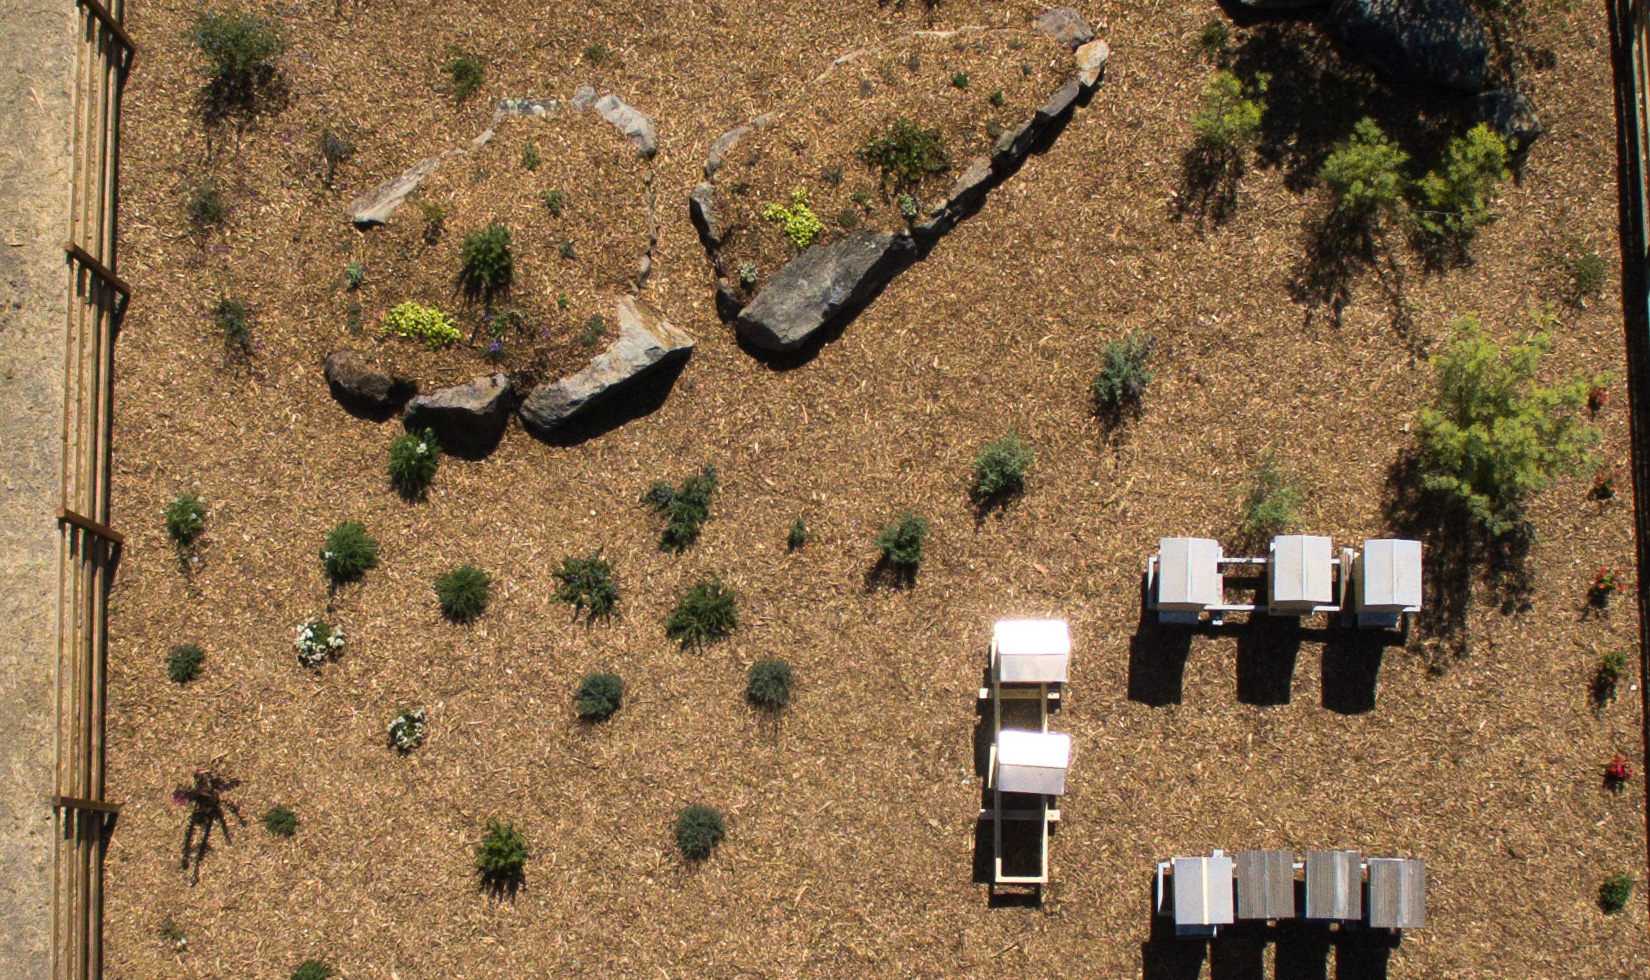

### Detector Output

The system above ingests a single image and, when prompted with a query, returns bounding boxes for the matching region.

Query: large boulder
[592,93,658,157]
[734,231,918,353]
[1475,88,1543,152]
[1035,8,1095,51]
[403,373,512,455]
[518,297,693,435]
[324,351,414,414]
[1328,0,1491,92]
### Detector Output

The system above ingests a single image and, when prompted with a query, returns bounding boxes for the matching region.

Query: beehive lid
[995,730,1071,795]
[1158,537,1222,610]
[1367,857,1426,929]
[1271,535,1334,607]
[994,619,1071,683]
[1361,539,1422,610]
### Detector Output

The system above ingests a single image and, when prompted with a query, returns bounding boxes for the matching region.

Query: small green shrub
[584,42,608,65]
[520,139,541,171]
[213,297,253,361]
[836,208,860,229]
[383,301,461,346]
[951,70,970,89]
[874,511,929,571]
[1197,18,1231,58]
[1319,117,1409,220]
[1594,648,1630,705]
[573,672,624,720]
[435,564,490,622]
[187,182,227,228]
[420,202,445,244]
[1091,333,1155,416]
[159,918,187,949]
[262,805,298,837]
[294,618,345,667]
[897,193,919,219]
[343,260,364,290]
[988,89,1005,107]
[189,10,284,118]
[762,189,826,250]
[443,51,484,102]
[666,576,738,649]
[1240,459,1302,542]
[318,126,355,186]
[1415,314,1600,535]
[1600,872,1634,913]
[387,429,442,498]
[387,707,426,751]
[973,430,1034,500]
[459,223,513,299]
[643,467,718,552]
[475,819,529,882]
[553,552,618,620]
[290,960,333,980]
[1413,123,1510,242]
[165,492,207,546]
[541,188,566,217]
[787,517,808,550]
[859,118,950,191]
[579,314,608,347]
[674,804,725,861]
[746,658,793,710]
[737,261,758,287]
[1190,71,1266,158]
[321,520,379,582]
[166,643,205,684]
[1558,244,1607,308]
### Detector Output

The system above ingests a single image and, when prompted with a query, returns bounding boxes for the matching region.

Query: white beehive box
[1157,537,1223,611]
[1269,535,1334,614]
[1356,539,1422,613]
[994,729,1071,795]
[993,619,1071,684]
[1174,853,1236,930]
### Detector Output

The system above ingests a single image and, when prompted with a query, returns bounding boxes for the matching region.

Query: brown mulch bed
[104,2,1644,979]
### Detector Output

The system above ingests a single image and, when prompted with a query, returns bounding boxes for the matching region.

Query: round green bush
[874,511,929,570]
[674,804,725,861]
[972,431,1034,500]
[387,428,442,498]
[289,960,332,980]
[574,672,624,720]
[665,576,737,649]
[262,805,298,837]
[746,659,793,710]
[436,564,490,622]
[1601,872,1634,914]
[475,819,529,883]
[460,223,514,298]
[166,643,205,684]
[164,492,207,545]
[321,521,378,582]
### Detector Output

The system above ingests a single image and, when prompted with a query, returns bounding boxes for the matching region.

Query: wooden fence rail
[53,2,130,979]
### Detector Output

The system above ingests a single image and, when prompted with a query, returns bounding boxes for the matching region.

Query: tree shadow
[1288,208,1415,335]
[1174,145,1246,229]
[175,769,242,885]
[1235,615,1302,706]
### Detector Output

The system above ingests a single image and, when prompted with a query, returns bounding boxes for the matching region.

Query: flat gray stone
[347,148,465,227]
[734,231,916,352]
[706,125,748,180]
[1035,8,1095,50]
[519,296,693,434]
[1037,78,1084,122]
[493,98,559,121]
[403,373,512,453]
[593,94,658,156]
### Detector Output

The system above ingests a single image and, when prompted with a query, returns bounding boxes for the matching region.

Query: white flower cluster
[387,707,427,751]
[294,617,346,667]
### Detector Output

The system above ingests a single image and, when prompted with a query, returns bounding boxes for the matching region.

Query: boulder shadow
[1235,615,1303,706]
[525,355,690,448]
[330,380,416,423]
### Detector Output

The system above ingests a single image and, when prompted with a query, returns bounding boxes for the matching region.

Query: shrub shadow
[480,868,524,901]
[1174,145,1246,229]
[863,555,918,592]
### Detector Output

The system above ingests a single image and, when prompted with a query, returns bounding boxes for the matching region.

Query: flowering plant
[1607,753,1633,785]
[1588,384,1609,414]
[387,707,427,751]
[294,617,345,667]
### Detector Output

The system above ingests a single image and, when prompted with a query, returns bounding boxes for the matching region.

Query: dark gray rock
[325,351,415,414]
[1035,8,1095,50]
[592,93,658,157]
[1037,78,1084,122]
[1234,0,1327,7]
[689,182,723,250]
[734,231,917,352]
[1475,88,1543,152]
[403,373,512,454]
[347,148,464,227]
[1328,0,1491,92]
[519,297,693,434]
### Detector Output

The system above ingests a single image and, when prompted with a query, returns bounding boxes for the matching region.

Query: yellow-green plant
[382,301,460,347]
[762,189,825,250]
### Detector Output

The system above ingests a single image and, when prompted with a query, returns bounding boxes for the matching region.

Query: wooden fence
[53,2,132,979]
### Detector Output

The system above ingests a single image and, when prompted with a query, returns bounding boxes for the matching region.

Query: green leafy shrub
[762,189,826,250]
[787,517,808,550]
[737,261,758,287]
[1240,459,1302,542]
[213,297,253,361]
[290,960,333,980]
[420,202,445,244]
[859,118,950,191]
[343,260,364,290]
[1415,315,1600,535]
[584,42,608,65]
[262,805,298,837]
[836,208,859,229]
[1091,333,1155,416]
[318,126,354,186]
[321,520,378,582]
[520,139,541,171]
[459,223,514,299]
[187,182,227,228]
[573,672,624,720]
[666,576,738,649]
[293,618,345,667]
[383,301,461,347]
[1413,123,1510,241]
[166,643,205,684]
[1594,648,1630,705]
[951,70,970,89]
[1319,117,1409,220]
[674,804,725,861]
[387,707,426,751]
[541,188,566,217]
[746,658,793,710]
[642,467,718,552]
[189,10,284,118]
[1190,71,1266,157]
[475,819,529,883]
[443,51,484,102]
[558,240,576,260]
[874,511,929,571]
[1197,18,1231,58]
[1558,242,1607,308]
[579,314,608,347]
[897,193,919,219]
[165,491,207,546]
[553,552,617,620]
[387,429,442,498]
[988,89,1006,107]
[973,430,1034,500]
[1600,872,1634,913]
[435,564,490,622]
